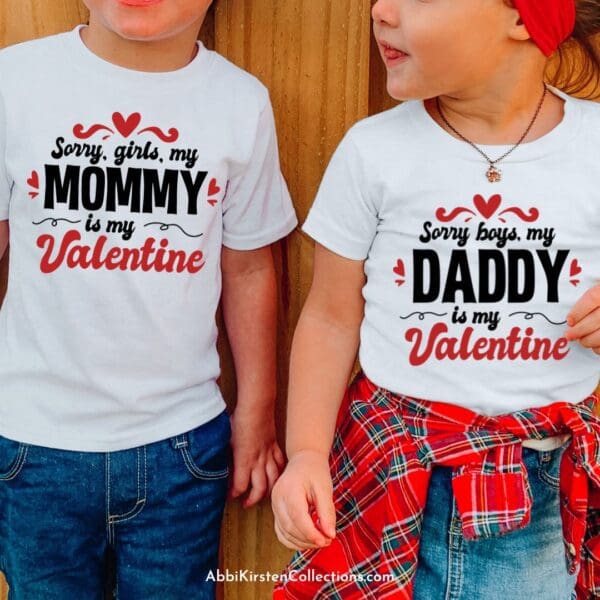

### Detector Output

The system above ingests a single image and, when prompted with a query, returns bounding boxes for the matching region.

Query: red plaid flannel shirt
[273,372,600,599]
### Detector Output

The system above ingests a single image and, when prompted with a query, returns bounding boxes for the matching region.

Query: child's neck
[79,20,201,73]
[424,80,566,146]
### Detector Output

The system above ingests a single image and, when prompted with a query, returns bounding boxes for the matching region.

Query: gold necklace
[435,84,548,183]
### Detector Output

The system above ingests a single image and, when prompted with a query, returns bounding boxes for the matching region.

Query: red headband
[513,0,576,56]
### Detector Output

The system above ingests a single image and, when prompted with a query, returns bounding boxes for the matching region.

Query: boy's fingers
[265,456,280,494]
[244,466,267,507]
[230,462,251,498]
[273,445,286,469]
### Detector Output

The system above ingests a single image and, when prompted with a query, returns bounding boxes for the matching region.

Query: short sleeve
[0,92,11,221]
[302,130,378,260]
[222,93,297,250]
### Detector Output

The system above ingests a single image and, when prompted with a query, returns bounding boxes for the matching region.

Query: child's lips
[379,41,409,65]
[117,0,163,7]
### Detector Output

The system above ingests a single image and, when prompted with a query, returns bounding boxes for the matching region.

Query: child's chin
[386,82,415,103]
[110,19,172,41]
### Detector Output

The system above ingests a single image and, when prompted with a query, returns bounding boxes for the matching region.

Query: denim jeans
[413,441,577,600]
[0,409,231,599]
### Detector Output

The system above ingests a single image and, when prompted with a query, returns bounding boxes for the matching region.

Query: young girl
[272,0,600,598]
[0,0,295,597]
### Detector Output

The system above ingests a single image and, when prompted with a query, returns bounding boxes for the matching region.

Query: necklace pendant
[486,165,502,183]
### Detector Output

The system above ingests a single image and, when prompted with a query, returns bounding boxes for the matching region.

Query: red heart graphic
[570,259,582,277]
[570,280,580,287]
[473,194,501,219]
[27,170,39,189]
[393,259,405,277]
[112,112,141,137]
[207,199,218,207]
[394,259,406,286]
[208,178,221,197]
[28,192,38,199]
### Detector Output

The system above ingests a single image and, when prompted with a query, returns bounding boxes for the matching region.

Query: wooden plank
[213,1,371,597]
[0,0,88,45]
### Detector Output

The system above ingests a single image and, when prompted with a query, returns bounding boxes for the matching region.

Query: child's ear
[510,23,532,43]
[505,3,531,43]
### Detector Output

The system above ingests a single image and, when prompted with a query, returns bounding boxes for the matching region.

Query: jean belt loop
[170,432,188,450]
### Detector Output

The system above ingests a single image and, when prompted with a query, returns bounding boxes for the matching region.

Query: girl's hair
[550,0,600,98]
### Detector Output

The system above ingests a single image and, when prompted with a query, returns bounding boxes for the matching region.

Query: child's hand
[228,405,285,508]
[565,284,600,354]
[271,449,336,550]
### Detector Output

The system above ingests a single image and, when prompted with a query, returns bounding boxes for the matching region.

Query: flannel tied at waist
[273,372,600,600]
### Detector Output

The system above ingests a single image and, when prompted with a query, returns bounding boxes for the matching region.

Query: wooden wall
[0,1,598,599]
[211,2,374,598]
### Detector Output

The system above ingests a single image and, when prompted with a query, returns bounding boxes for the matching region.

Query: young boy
[0,0,297,597]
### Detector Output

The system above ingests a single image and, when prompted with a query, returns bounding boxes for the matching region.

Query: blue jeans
[0,409,231,599]
[413,442,577,600]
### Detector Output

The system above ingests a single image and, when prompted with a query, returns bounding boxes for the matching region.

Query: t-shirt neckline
[409,84,581,162]
[62,23,213,87]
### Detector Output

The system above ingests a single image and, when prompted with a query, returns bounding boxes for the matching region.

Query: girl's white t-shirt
[0,26,297,451]
[304,86,600,416]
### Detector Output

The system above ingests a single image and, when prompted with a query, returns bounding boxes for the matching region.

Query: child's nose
[371,0,398,27]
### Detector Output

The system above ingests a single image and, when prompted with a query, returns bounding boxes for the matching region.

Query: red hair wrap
[512,0,576,56]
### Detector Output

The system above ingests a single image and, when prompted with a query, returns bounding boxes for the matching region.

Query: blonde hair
[551,0,600,98]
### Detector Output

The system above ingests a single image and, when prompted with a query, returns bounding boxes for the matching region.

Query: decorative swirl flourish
[71,113,179,142]
[399,311,448,321]
[508,311,566,326]
[435,207,476,222]
[73,124,115,139]
[144,222,203,238]
[435,195,540,224]
[32,218,81,227]
[138,126,179,143]
[497,207,539,223]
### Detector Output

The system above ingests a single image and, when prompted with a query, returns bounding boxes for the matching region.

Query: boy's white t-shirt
[0,25,297,451]
[304,86,600,416]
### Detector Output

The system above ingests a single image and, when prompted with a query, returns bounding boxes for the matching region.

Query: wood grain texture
[213,1,371,597]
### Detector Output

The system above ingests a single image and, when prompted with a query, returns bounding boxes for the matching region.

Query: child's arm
[271,242,365,549]
[221,243,286,508]
[0,220,7,261]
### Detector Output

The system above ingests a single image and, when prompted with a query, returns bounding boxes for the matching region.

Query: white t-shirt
[0,25,297,451]
[304,86,600,415]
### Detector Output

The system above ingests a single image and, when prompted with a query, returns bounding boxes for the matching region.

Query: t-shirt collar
[62,23,213,88]
[409,84,581,162]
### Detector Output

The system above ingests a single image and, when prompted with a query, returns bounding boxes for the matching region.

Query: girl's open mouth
[380,42,409,66]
